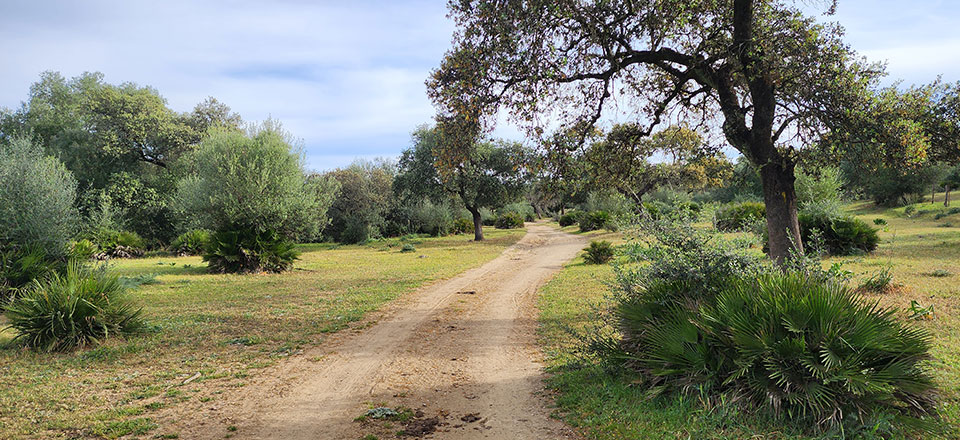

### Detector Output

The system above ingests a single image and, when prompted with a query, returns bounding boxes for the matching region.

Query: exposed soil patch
[157,224,585,439]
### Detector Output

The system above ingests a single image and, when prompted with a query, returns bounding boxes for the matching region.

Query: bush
[90,229,146,259]
[400,243,416,253]
[0,138,78,295]
[407,200,454,236]
[798,213,879,256]
[4,263,143,352]
[452,218,473,234]
[858,266,894,293]
[176,122,336,247]
[494,212,525,229]
[713,201,765,232]
[618,272,937,434]
[70,239,99,261]
[499,202,536,223]
[171,229,211,256]
[579,211,613,232]
[558,212,580,227]
[204,228,300,274]
[0,247,66,303]
[0,137,78,260]
[583,241,614,264]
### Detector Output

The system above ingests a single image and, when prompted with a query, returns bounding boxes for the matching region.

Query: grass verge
[0,228,523,439]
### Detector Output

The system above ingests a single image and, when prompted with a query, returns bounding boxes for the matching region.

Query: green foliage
[89,229,146,258]
[203,228,299,274]
[583,241,614,264]
[618,273,937,434]
[873,218,887,226]
[176,122,335,244]
[325,159,393,243]
[494,212,524,229]
[0,247,66,302]
[579,211,614,232]
[452,218,473,234]
[400,244,416,253]
[70,239,99,261]
[858,266,895,293]
[170,230,211,256]
[798,213,879,256]
[794,166,844,218]
[3,263,142,352]
[558,212,580,227]
[713,202,765,232]
[400,199,455,237]
[0,137,78,259]
[499,202,536,222]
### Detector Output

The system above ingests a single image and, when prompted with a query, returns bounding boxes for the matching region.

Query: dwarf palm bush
[619,272,938,434]
[583,241,614,264]
[4,263,142,351]
[204,228,299,274]
[171,229,211,256]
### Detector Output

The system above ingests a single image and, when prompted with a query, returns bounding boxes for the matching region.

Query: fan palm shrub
[618,272,938,434]
[170,229,211,256]
[4,263,142,351]
[583,241,614,264]
[204,228,299,274]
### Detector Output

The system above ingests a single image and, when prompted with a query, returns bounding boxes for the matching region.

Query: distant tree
[324,159,396,243]
[396,126,527,241]
[940,165,960,207]
[428,0,883,263]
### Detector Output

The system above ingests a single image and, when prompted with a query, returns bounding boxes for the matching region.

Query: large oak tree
[428,0,882,263]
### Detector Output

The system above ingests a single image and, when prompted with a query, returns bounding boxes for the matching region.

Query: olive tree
[428,0,882,263]
[175,122,337,272]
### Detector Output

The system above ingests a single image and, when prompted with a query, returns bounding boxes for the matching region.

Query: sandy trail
[175,223,585,439]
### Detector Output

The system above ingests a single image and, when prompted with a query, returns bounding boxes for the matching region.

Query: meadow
[0,229,522,439]
[537,197,960,439]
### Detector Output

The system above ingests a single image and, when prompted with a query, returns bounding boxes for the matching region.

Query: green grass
[0,228,522,439]
[537,198,960,439]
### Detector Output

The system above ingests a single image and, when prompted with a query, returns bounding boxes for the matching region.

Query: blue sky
[1,0,958,171]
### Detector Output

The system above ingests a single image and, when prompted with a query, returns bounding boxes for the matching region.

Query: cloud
[2,0,959,171]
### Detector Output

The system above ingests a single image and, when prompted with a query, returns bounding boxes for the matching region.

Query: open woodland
[2,1,960,439]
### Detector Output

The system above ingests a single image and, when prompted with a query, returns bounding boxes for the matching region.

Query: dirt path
[172,223,585,439]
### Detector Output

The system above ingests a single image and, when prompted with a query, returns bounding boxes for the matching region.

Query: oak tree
[428,0,882,263]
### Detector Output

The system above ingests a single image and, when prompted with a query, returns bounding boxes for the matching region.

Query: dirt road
[175,223,585,439]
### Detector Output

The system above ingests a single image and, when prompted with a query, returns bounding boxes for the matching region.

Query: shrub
[452,218,473,234]
[558,212,580,227]
[873,218,887,226]
[858,266,894,293]
[499,202,536,223]
[170,230,211,256]
[579,211,612,232]
[0,138,78,295]
[0,247,65,303]
[90,229,146,259]
[583,241,614,264]
[798,213,879,256]
[176,122,337,247]
[927,269,952,278]
[70,239,99,261]
[713,201,765,231]
[494,212,525,229]
[0,137,78,260]
[400,243,416,253]
[407,200,454,236]
[4,263,143,352]
[618,272,937,434]
[204,228,300,274]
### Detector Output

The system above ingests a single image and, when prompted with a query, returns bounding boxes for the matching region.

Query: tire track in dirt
[171,223,585,439]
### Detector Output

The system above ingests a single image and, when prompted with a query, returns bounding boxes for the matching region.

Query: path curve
[174,223,586,439]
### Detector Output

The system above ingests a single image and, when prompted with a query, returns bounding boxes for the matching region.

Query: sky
[1,0,959,171]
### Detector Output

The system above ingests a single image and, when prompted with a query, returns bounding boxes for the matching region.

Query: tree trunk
[468,206,484,241]
[759,161,803,265]
[946,186,951,207]
[932,184,937,204]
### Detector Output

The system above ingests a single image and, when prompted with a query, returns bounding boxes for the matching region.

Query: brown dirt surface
[157,223,586,439]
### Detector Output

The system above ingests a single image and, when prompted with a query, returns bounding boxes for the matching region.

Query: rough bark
[946,186,952,207]
[468,206,484,241]
[760,161,803,264]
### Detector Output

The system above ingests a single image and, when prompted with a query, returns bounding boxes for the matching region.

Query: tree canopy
[428,0,884,263]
